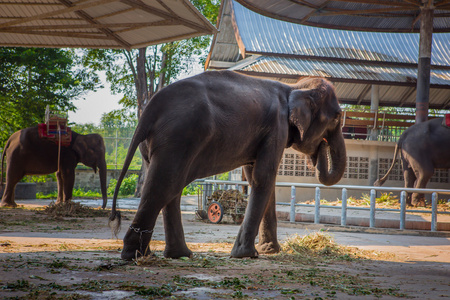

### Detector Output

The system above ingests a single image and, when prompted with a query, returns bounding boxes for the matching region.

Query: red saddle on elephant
[445,114,450,127]
[38,123,72,146]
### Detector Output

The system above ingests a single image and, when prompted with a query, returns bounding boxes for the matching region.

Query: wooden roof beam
[0,20,174,32]
[0,0,117,29]
[121,0,212,33]
[58,0,131,50]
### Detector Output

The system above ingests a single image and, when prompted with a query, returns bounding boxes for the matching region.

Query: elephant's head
[288,77,346,186]
[72,133,108,208]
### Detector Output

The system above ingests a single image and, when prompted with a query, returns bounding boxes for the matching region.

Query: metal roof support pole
[415,4,434,124]
[369,85,379,141]
[368,85,379,185]
[290,186,296,223]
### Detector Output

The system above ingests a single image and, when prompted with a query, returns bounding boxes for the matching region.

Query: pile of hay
[43,201,108,218]
[279,232,380,263]
[208,189,247,211]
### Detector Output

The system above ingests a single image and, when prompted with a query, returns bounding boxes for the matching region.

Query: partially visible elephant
[375,117,450,206]
[1,126,108,208]
[110,70,346,260]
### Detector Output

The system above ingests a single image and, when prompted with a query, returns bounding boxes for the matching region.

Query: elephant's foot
[164,246,193,259]
[0,200,17,208]
[121,228,153,261]
[412,199,426,207]
[230,243,258,258]
[256,241,281,255]
[121,243,152,261]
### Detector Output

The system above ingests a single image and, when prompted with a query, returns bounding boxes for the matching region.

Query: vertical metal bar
[290,186,296,223]
[400,191,406,230]
[431,192,438,232]
[341,188,347,226]
[202,184,207,212]
[314,187,320,224]
[370,189,376,228]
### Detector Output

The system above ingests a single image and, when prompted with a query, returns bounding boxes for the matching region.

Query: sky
[68,74,123,126]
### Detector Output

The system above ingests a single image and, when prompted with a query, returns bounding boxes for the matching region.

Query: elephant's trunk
[315,127,346,186]
[98,158,108,209]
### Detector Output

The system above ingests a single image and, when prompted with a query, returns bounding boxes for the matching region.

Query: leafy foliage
[107,174,139,196]
[80,0,220,119]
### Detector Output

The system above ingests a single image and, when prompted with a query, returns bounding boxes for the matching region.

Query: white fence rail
[204,180,450,232]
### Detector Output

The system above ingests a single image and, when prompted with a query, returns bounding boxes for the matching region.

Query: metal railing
[204,180,450,232]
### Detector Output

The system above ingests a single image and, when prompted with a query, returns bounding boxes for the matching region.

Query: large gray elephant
[1,126,108,208]
[110,70,346,260]
[375,117,450,207]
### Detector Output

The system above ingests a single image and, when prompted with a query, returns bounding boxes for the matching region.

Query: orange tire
[207,201,224,224]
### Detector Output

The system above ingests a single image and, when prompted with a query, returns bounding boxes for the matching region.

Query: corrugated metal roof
[0,0,216,50]
[235,0,450,33]
[232,1,450,66]
[206,0,450,110]
[230,56,450,87]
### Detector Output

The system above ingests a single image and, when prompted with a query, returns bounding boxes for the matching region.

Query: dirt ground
[0,202,449,300]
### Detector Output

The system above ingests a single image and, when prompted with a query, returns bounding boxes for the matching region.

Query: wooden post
[415,5,434,124]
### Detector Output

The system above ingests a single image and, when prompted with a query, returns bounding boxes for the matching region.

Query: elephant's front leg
[162,195,192,258]
[243,166,280,255]
[55,170,64,204]
[231,160,278,258]
[61,167,75,204]
[256,192,281,254]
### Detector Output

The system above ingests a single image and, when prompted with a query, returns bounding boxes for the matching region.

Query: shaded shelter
[0,0,216,50]
[206,0,450,110]
[234,0,450,122]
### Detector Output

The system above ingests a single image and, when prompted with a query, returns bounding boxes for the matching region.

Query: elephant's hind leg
[121,155,190,260]
[1,167,21,207]
[1,181,18,207]
[162,195,193,258]
[403,168,416,206]
[412,166,433,207]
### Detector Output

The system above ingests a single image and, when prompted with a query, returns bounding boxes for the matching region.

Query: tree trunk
[134,47,149,197]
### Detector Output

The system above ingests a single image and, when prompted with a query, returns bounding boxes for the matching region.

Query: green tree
[0,47,100,146]
[80,0,219,195]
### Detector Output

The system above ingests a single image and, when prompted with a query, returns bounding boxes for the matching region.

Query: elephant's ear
[72,138,96,171]
[288,89,318,141]
[72,138,87,161]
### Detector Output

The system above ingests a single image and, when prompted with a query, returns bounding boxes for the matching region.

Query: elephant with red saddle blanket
[1,126,108,208]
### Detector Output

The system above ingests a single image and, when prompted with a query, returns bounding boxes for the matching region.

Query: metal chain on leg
[129,225,153,257]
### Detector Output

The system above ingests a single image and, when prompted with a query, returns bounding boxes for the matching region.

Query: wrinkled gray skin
[1,126,108,208]
[111,70,346,260]
[375,118,450,207]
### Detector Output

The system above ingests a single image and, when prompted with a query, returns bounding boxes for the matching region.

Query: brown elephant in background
[110,70,346,260]
[375,117,450,207]
[1,126,108,208]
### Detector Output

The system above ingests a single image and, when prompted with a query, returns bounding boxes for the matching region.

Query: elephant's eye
[334,112,342,124]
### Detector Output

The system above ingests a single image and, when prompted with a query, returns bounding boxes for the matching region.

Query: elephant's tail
[109,122,148,238]
[0,140,10,188]
[374,142,401,186]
